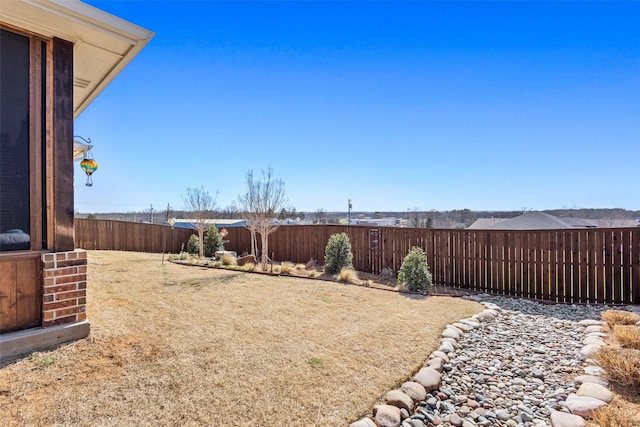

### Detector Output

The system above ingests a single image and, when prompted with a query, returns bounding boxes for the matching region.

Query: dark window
[0,29,31,251]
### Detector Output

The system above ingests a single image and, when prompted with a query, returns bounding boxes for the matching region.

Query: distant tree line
[78,208,640,229]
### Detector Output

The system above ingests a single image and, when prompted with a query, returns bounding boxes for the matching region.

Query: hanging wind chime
[74,136,98,187]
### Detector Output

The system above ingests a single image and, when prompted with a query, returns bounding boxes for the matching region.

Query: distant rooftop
[470,211,598,230]
[467,218,508,229]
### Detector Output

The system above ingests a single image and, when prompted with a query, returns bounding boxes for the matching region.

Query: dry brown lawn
[0,251,482,426]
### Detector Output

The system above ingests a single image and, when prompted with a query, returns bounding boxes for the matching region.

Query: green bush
[397,247,433,293]
[324,233,353,274]
[203,225,224,257]
[186,234,199,255]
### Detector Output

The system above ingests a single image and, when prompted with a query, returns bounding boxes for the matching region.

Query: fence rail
[75,220,640,305]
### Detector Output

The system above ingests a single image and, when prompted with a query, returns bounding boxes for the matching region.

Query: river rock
[374,404,401,427]
[452,322,472,332]
[414,367,442,392]
[401,381,427,402]
[449,413,463,426]
[578,319,603,326]
[583,366,604,376]
[582,336,605,346]
[549,410,586,427]
[576,382,613,403]
[565,394,607,417]
[573,375,609,387]
[430,350,450,363]
[386,389,414,412]
[579,344,601,357]
[427,357,444,371]
[442,327,461,340]
[439,341,455,353]
[350,417,377,427]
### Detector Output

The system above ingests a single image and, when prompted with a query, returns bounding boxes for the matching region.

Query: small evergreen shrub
[324,233,353,274]
[203,225,224,258]
[397,246,433,293]
[186,234,199,255]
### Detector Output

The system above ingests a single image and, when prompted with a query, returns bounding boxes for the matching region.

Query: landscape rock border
[350,299,618,427]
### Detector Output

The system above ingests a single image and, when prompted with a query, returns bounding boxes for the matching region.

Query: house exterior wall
[0,29,87,355]
[42,250,87,328]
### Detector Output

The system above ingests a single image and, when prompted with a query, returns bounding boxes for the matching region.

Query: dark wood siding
[52,37,74,252]
[0,254,42,333]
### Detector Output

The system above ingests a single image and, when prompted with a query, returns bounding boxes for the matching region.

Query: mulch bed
[173,258,478,298]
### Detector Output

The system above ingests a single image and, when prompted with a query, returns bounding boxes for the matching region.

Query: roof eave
[0,0,154,118]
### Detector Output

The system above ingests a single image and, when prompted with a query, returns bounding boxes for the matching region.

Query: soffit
[0,0,154,118]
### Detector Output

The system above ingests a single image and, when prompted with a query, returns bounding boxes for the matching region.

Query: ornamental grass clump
[397,246,433,293]
[613,324,640,350]
[324,233,353,274]
[280,262,294,275]
[593,346,640,388]
[221,254,237,266]
[602,309,640,328]
[591,405,640,427]
[336,267,359,284]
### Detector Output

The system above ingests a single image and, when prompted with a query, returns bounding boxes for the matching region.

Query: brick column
[42,250,87,327]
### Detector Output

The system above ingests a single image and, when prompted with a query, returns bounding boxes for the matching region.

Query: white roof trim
[0,0,154,117]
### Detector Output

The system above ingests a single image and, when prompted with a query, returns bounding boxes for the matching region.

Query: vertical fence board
[477,231,486,291]
[541,232,550,301]
[632,229,640,304]
[578,231,590,303]
[557,231,567,303]
[549,231,558,302]
[622,229,632,304]
[589,231,600,304]
[603,230,613,304]
[495,232,506,295]
[613,229,623,304]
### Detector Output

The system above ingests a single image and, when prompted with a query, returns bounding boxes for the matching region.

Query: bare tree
[314,208,327,224]
[237,167,288,271]
[220,203,240,219]
[182,187,218,258]
[237,171,261,260]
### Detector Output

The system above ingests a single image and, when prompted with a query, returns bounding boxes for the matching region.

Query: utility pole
[150,204,154,223]
[348,199,352,225]
[165,203,171,224]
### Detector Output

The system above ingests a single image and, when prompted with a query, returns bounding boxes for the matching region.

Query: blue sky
[75,1,640,214]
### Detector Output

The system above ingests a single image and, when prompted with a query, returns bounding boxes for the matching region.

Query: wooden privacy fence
[75,219,194,253]
[222,225,640,305]
[75,220,640,305]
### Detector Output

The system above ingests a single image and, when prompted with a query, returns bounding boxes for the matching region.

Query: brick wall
[42,250,87,327]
